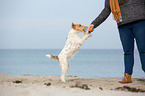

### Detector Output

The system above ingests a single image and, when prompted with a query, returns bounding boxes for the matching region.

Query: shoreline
[0,74,145,96]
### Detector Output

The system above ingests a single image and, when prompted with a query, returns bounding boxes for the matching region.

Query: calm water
[0,49,144,78]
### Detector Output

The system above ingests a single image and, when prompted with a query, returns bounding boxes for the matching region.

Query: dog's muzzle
[83,29,87,32]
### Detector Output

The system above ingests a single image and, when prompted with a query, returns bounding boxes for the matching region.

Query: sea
[0,49,144,78]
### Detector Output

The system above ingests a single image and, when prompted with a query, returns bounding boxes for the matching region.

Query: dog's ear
[72,22,75,29]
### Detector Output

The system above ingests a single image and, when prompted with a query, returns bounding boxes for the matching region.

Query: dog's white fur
[46,23,91,82]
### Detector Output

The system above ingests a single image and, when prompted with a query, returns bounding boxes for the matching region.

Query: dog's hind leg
[59,58,70,82]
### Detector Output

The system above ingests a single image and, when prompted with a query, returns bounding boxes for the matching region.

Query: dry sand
[0,74,145,96]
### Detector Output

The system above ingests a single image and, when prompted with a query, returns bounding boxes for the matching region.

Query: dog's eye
[79,25,81,27]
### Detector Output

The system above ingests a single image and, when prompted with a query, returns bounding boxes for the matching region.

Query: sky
[0,0,123,49]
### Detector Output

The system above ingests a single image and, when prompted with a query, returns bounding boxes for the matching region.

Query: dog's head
[71,23,88,33]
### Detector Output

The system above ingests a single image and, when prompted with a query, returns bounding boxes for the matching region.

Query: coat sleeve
[91,0,111,28]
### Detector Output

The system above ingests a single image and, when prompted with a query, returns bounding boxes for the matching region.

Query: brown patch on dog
[72,23,88,33]
[52,56,58,60]
[50,55,58,60]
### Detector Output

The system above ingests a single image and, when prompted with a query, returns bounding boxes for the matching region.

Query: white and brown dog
[46,23,91,82]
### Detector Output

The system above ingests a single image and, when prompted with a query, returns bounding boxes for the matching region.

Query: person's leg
[118,25,134,83]
[118,26,135,75]
[133,21,145,72]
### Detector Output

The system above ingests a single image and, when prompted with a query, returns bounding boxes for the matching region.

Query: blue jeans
[118,20,145,75]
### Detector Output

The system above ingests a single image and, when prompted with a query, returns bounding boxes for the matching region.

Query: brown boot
[119,73,132,84]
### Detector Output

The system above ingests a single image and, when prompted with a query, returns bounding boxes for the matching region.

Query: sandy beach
[0,74,145,96]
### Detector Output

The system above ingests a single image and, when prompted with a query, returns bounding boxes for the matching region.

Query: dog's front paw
[85,33,92,37]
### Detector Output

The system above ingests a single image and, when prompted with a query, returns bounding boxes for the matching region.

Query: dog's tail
[46,54,59,60]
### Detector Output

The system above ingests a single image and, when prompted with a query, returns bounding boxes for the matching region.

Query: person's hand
[88,24,94,33]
